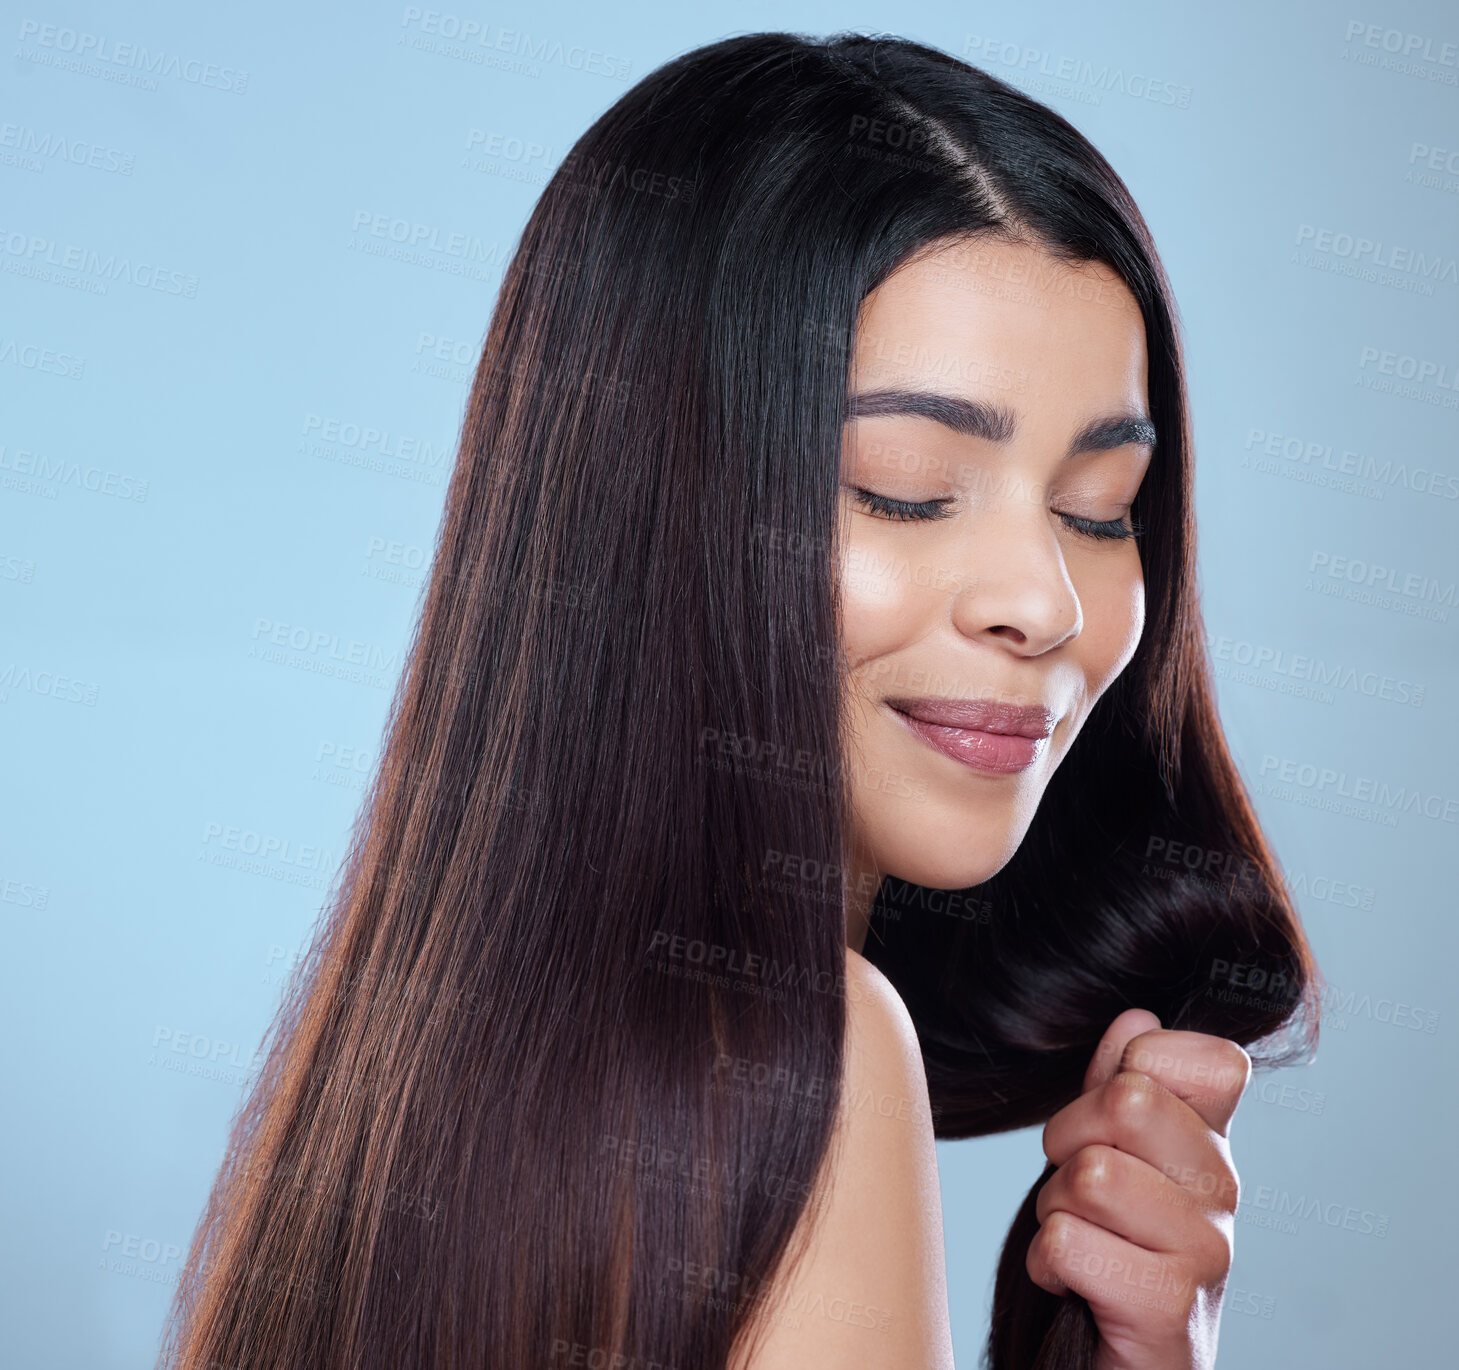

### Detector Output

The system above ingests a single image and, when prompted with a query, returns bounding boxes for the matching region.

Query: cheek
[1076,552,1145,690]
[837,524,946,671]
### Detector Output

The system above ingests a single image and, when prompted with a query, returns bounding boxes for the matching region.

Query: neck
[843,831,882,956]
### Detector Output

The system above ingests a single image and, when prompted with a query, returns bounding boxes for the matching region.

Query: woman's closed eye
[848,486,1143,541]
[1057,512,1144,541]
[848,487,955,522]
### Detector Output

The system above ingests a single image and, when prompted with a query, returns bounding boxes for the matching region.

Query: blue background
[2,1,1456,1365]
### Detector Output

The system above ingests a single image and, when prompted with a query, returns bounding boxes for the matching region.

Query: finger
[1043,1071,1238,1209]
[1035,1143,1234,1265]
[1117,1029,1253,1137]
[1026,1209,1200,1336]
[1082,1008,1163,1095]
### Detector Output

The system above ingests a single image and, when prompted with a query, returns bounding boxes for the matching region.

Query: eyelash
[848,488,1144,541]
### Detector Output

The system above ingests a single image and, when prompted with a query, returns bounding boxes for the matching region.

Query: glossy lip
[885,696,1055,739]
[885,696,1055,776]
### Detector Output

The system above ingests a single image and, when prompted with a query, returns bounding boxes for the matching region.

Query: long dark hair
[158,30,1320,1370]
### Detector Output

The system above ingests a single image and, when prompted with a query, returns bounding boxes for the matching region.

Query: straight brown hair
[159,30,1319,1370]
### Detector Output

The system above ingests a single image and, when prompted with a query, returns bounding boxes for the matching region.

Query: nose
[944,508,1082,654]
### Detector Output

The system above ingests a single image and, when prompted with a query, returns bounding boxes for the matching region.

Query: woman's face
[838,234,1154,902]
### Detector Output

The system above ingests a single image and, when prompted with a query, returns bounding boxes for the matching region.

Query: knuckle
[1196,1222,1234,1274]
[1218,1040,1253,1093]
[1027,1225,1060,1283]
[1219,1161,1241,1211]
[1025,1230,1043,1278]
[1040,1209,1077,1261]
[1105,1070,1152,1127]
[1120,1032,1162,1076]
[1158,1165,1202,1209]
[1068,1145,1115,1202]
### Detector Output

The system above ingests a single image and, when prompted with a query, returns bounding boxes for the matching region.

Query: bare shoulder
[729,947,955,1370]
[842,946,928,1095]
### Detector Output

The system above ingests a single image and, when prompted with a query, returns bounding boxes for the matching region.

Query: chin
[874,801,1032,893]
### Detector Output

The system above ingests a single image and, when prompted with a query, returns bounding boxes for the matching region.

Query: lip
[885,696,1055,775]
[887,696,1055,738]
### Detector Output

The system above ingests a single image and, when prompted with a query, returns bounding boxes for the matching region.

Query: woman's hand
[1026,1009,1252,1370]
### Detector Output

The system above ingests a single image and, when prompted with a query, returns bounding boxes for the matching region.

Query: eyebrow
[846,387,1157,458]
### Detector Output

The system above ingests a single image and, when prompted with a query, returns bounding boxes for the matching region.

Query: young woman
[159,30,1320,1370]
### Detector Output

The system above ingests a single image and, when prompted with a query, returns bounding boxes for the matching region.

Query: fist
[1026,1009,1252,1370]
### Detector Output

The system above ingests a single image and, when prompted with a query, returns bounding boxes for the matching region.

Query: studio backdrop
[2,1,1455,1367]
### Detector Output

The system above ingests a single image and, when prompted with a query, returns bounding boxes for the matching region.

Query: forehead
[850,237,1149,412]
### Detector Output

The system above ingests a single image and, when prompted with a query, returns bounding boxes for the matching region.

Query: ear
[1080,1007,1162,1096]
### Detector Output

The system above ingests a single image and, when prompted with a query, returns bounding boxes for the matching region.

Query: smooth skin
[736,237,1249,1369]
[728,950,955,1370]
